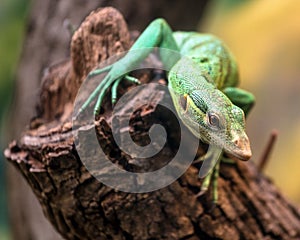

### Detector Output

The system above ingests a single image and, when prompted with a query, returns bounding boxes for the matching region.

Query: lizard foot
[78,62,141,117]
[111,75,141,105]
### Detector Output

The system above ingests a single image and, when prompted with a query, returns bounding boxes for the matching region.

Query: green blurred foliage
[0,0,29,239]
[0,0,29,119]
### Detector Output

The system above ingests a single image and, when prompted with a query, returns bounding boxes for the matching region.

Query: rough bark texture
[7,1,209,240]
[5,7,300,240]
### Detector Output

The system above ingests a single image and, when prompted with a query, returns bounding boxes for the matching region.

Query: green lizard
[78,19,255,203]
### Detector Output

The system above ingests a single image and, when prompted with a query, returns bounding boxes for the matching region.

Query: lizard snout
[231,135,252,161]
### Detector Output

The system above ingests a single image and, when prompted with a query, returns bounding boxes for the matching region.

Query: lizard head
[172,87,252,161]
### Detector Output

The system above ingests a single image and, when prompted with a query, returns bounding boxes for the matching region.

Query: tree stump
[5,7,300,240]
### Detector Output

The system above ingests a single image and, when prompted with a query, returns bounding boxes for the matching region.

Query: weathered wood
[6,7,300,240]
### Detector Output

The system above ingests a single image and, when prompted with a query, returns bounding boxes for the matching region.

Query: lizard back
[173,31,239,90]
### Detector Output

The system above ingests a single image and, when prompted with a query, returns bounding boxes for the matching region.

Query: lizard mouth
[227,150,252,161]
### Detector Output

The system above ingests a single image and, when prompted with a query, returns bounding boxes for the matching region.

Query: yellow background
[203,0,300,203]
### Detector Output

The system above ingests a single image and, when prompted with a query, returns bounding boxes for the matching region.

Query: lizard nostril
[234,139,239,146]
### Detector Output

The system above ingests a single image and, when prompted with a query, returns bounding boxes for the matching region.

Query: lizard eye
[208,112,221,129]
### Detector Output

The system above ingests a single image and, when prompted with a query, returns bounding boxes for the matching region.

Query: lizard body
[173,31,239,89]
[78,19,255,203]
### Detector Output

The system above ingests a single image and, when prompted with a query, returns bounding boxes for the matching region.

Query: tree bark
[5,7,300,240]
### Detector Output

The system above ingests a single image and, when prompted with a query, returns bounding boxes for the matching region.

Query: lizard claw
[196,187,208,198]
[111,74,141,106]
[124,75,141,85]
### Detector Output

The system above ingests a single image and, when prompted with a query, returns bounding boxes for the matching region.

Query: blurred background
[1,0,300,239]
[201,0,300,203]
[0,0,29,239]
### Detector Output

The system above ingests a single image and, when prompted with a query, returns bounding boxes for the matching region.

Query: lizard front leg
[223,87,255,116]
[196,144,222,205]
[78,18,180,116]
